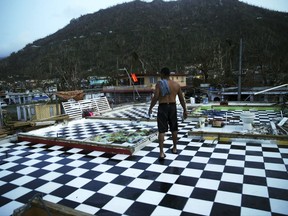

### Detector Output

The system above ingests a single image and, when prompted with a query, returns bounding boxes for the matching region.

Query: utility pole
[237,38,243,101]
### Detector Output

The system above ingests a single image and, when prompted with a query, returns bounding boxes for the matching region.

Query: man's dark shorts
[157,103,178,133]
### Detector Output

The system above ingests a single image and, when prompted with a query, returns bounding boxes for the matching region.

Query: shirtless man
[148,67,187,160]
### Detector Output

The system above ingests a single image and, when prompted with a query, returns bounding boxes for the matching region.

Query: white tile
[221,173,244,183]
[43,163,63,171]
[264,163,287,172]
[244,168,266,177]
[92,164,112,172]
[156,173,179,184]
[168,184,194,197]
[67,160,86,167]
[241,207,271,216]
[267,178,288,190]
[22,159,42,166]
[211,152,228,159]
[152,206,182,216]
[128,178,153,190]
[0,163,17,170]
[39,172,62,181]
[43,194,62,203]
[94,172,118,183]
[270,198,288,215]
[263,152,281,158]
[196,178,220,190]
[0,201,24,216]
[139,156,158,164]
[169,160,189,168]
[204,164,225,172]
[36,182,62,193]
[67,168,88,177]
[3,187,31,199]
[225,159,245,167]
[181,168,203,178]
[66,177,91,188]
[215,191,242,206]
[103,197,133,214]
[183,198,213,215]
[98,183,125,196]
[136,190,165,205]
[10,176,36,185]
[146,164,167,173]
[66,188,95,203]
[121,168,143,178]
[245,155,264,162]
[116,160,136,168]
[45,156,63,163]
[190,156,209,164]
[179,150,197,156]
[242,184,269,197]
[17,166,38,175]
[75,204,99,215]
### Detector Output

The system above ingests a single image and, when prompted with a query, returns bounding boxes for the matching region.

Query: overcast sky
[0,0,287,58]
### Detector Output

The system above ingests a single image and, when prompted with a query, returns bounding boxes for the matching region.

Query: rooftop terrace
[0,102,287,215]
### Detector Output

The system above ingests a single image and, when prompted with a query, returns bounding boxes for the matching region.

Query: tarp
[56,90,84,101]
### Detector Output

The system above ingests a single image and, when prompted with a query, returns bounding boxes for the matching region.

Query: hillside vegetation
[1,0,288,90]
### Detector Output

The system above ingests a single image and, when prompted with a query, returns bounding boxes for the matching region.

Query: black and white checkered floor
[0,107,288,215]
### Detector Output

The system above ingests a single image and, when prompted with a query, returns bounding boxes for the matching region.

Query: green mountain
[1,0,288,90]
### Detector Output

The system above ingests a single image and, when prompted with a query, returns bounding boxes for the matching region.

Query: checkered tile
[1,116,288,215]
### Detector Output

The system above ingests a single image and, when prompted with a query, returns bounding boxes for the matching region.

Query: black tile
[175,176,198,187]
[195,151,212,157]
[200,171,222,180]
[246,151,263,156]
[243,175,267,186]
[241,194,270,211]
[81,170,102,179]
[264,157,284,164]
[268,187,288,200]
[0,196,12,207]
[159,194,188,210]
[53,174,75,184]
[245,161,265,169]
[7,164,27,172]
[118,187,143,200]
[82,180,107,192]
[51,185,78,197]
[218,181,243,193]
[266,170,288,179]
[111,175,134,186]
[223,166,244,175]
[0,183,18,195]
[29,169,50,178]
[190,188,217,201]
[262,147,279,152]
[147,182,172,193]
[107,166,126,175]
[138,171,161,181]
[54,166,75,174]
[163,166,184,175]
[187,162,206,170]
[0,173,22,182]
[57,198,80,209]
[131,162,150,170]
[83,193,113,208]
[23,179,47,189]
[227,154,245,160]
[210,203,241,216]
[208,158,226,165]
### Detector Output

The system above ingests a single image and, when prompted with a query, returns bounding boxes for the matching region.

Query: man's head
[160,67,170,77]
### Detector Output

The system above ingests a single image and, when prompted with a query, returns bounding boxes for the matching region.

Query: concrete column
[17,106,22,121]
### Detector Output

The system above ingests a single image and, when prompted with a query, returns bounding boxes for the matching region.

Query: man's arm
[149,82,160,115]
[178,88,188,119]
